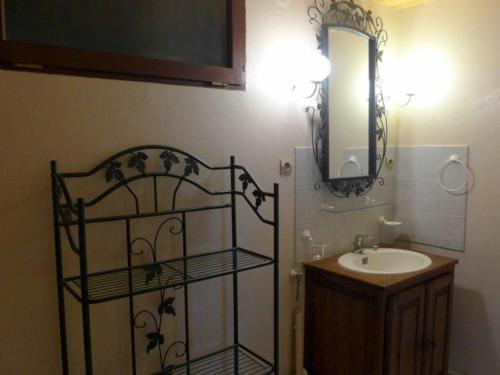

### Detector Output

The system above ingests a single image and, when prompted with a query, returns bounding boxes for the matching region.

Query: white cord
[338,156,363,177]
[438,154,470,193]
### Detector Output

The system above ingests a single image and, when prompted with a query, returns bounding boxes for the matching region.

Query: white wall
[396,0,500,373]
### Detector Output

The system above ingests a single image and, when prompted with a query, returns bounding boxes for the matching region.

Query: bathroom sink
[338,248,432,275]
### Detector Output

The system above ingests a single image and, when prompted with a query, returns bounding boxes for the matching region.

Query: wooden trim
[386,285,426,375]
[231,0,246,68]
[0,0,246,88]
[423,273,454,375]
[0,0,5,40]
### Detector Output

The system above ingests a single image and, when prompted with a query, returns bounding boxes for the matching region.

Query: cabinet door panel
[423,274,453,375]
[386,285,426,375]
[304,274,381,375]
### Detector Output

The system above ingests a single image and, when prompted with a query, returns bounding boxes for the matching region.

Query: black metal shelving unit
[51,145,279,375]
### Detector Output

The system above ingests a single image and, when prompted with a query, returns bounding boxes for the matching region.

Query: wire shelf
[63,248,274,304]
[155,345,274,375]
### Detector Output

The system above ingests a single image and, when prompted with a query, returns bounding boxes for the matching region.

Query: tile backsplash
[294,145,469,264]
[393,146,469,251]
[295,147,394,264]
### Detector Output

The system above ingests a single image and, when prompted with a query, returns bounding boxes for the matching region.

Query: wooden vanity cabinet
[304,252,458,375]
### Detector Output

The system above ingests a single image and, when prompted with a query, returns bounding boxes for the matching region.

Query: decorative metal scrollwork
[239,172,267,209]
[105,160,125,182]
[100,148,203,211]
[308,0,389,198]
[128,152,149,175]
[103,151,201,183]
[130,216,186,372]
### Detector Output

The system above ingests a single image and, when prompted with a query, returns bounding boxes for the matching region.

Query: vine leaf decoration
[144,264,162,285]
[160,150,180,174]
[184,157,200,177]
[128,152,149,175]
[146,332,165,354]
[158,296,176,316]
[105,161,124,182]
[239,173,253,192]
[329,178,375,198]
[253,189,266,208]
[377,50,384,62]
[316,34,326,51]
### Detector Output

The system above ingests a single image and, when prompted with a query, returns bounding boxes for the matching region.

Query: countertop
[304,246,459,290]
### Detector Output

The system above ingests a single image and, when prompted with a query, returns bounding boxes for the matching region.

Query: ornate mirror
[309,0,388,197]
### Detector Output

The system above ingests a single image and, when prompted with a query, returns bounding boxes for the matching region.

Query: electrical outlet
[385,157,394,169]
[280,159,293,176]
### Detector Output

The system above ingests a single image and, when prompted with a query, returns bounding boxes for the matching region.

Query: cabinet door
[386,285,426,375]
[304,273,382,375]
[423,274,454,375]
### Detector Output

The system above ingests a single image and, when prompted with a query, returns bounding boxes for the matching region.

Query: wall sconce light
[389,92,416,107]
[256,45,330,99]
[391,49,453,108]
[293,52,331,98]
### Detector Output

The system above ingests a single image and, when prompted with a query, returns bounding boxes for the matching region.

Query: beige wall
[396,0,500,373]
[0,1,320,372]
[17,0,500,373]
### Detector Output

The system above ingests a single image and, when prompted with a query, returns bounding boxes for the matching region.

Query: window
[0,0,245,88]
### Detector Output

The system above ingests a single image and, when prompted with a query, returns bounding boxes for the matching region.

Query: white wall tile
[295,147,395,263]
[415,179,441,213]
[437,215,466,251]
[395,178,417,210]
[393,145,468,252]
[415,147,443,179]
[440,187,468,216]
[295,145,468,258]
[394,208,417,241]
[295,147,322,188]
[395,147,417,178]
[414,212,440,246]
[295,185,322,227]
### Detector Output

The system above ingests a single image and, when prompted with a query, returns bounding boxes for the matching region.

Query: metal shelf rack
[51,145,279,375]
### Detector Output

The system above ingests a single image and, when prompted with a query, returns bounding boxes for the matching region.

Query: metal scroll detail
[239,172,266,208]
[97,147,268,211]
[102,150,201,210]
[308,0,389,197]
[130,217,186,372]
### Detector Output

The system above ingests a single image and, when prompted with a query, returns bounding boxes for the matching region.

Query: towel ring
[438,154,470,193]
[339,156,363,177]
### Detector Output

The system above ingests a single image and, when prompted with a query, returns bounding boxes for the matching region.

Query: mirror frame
[308,0,388,197]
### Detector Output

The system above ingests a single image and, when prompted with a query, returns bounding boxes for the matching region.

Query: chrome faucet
[352,235,378,254]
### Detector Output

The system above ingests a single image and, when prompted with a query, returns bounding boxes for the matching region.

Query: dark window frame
[0,0,246,89]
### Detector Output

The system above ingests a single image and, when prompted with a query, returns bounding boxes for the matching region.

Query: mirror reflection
[327,27,375,180]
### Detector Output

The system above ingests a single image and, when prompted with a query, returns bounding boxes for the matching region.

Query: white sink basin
[338,248,432,275]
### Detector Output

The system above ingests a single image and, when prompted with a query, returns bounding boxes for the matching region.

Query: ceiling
[373,0,436,10]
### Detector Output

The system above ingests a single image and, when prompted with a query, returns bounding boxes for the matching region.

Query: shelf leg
[78,199,93,375]
[182,212,191,374]
[230,156,240,374]
[51,161,70,375]
[274,183,280,375]
[126,219,137,375]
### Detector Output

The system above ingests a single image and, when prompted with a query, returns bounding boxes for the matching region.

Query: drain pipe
[291,267,309,375]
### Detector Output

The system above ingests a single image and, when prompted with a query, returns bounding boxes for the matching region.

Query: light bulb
[308,53,331,82]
